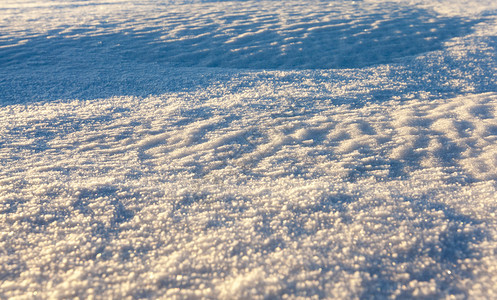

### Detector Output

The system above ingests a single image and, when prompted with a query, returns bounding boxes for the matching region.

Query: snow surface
[1,0,497,298]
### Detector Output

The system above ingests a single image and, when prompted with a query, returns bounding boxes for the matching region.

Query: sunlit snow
[1,0,497,298]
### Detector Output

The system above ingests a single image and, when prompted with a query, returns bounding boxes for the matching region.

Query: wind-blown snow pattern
[1,0,497,298]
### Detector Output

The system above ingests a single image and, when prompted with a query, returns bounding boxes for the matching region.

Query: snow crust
[1,0,497,298]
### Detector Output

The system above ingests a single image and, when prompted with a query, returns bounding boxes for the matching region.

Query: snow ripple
[1,90,497,298]
[0,1,479,69]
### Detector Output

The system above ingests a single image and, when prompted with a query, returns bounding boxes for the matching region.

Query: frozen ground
[1,0,497,298]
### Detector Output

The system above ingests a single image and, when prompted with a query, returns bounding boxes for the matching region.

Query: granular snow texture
[1,0,497,298]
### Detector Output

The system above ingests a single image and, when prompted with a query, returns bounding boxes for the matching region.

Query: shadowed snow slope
[1,0,497,299]
[0,2,478,69]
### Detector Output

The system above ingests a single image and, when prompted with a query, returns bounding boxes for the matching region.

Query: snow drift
[1,0,497,298]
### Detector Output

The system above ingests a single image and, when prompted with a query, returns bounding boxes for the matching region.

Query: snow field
[2,89,497,298]
[1,0,497,298]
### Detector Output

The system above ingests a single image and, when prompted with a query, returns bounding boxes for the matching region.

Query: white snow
[1,0,497,298]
